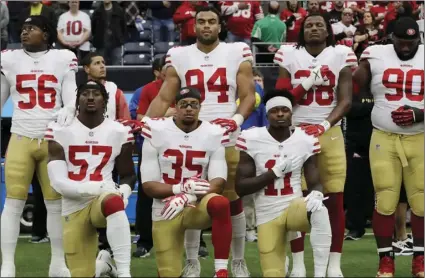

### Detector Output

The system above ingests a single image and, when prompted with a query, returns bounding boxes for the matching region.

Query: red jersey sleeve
[115,89,131,120]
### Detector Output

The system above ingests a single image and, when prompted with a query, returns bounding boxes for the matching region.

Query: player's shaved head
[195,6,221,46]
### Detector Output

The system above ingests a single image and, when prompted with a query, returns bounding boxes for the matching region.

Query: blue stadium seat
[141,20,152,31]
[153,42,179,55]
[123,54,152,65]
[7,43,21,50]
[139,30,152,42]
[123,42,152,55]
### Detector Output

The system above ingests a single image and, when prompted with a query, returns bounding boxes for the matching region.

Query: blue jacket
[129,86,144,150]
[240,83,268,130]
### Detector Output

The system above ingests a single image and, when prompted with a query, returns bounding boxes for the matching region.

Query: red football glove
[391,105,424,126]
[210,118,238,133]
[301,124,326,137]
[116,119,145,133]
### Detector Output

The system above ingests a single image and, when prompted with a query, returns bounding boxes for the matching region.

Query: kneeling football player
[45,80,136,277]
[235,89,332,277]
[141,87,232,277]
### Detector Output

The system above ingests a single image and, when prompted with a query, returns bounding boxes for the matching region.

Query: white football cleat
[328,252,343,277]
[48,265,71,277]
[231,259,250,277]
[1,264,16,277]
[96,250,118,278]
[289,266,306,277]
[182,259,201,277]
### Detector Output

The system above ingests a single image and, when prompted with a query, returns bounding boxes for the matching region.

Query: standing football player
[141,87,232,277]
[274,12,356,277]
[353,17,424,277]
[235,89,332,277]
[45,80,136,277]
[0,15,77,277]
[144,6,255,277]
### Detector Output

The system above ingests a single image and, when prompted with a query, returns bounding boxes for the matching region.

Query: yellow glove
[236,92,261,109]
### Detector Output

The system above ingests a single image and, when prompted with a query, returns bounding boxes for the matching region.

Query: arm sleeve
[61,70,77,106]
[141,140,162,183]
[234,131,255,158]
[207,146,228,181]
[115,89,131,120]
[339,45,358,70]
[251,21,262,40]
[1,74,10,109]
[236,43,253,69]
[273,45,293,71]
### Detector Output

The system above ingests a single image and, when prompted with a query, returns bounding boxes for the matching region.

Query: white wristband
[320,120,331,132]
[232,114,244,127]
[172,184,182,195]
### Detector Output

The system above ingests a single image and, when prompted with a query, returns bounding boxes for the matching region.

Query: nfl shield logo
[89,132,94,137]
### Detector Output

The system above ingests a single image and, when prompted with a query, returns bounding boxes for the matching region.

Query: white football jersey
[236,127,320,226]
[165,42,253,122]
[1,49,78,139]
[274,45,358,126]
[57,11,91,51]
[45,118,134,216]
[360,45,424,135]
[141,117,228,221]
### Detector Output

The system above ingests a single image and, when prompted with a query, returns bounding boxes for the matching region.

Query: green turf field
[3,234,413,277]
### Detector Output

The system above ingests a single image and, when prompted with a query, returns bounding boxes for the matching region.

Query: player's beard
[395,44,419,61]
[198,34,218,45]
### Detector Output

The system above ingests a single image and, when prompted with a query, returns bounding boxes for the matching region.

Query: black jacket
[91,3,127,48]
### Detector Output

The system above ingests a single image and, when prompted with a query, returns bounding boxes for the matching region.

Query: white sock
[328,252,342,270]
[106,211,131,277]
[291,251,305,269]
[231,212,246,261]
[185,229,201,260]
[0,198,25,266]
[214,259,228,272]
[310,207,332,277]
[45,199,67,268]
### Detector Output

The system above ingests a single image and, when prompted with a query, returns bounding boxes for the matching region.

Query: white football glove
[56,105,76,126]
[301,65,330,90]
[172,176,210,196]
[161,193,197,220]
[77,181,119,198]
[272,155,304,178]
[119,184,132,208]
[304,190,326,212]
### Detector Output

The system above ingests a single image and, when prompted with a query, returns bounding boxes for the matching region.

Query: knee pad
[3,198,26,215]
[44,199,61,214]
[409,191,424,217]
[207,195,230,217]
[102,195,124,217]
[376,190,399,215]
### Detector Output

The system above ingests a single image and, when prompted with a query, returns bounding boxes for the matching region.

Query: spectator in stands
[251,1,286,64]
[280,0,307,43]
[50,1,69,20]
[353,11,383,57]
[173,1,208,46]
[307,0,321,14]
[332,8,357,48]
[385,1,416,36]
[29,177,49,244]
[81,52,131,120]
[370,1,393,30]
[132,56,166,258]
[91,0,127,65]
[240,68,267,243]
[121,1,146,42]
[18,1,57,37]
[328,0,345,24]
[221,1,263,44]
[0,1,9,50]
[6,1,25,43]
[147,1,178,43]
[344,92,374,241]
[57,0,91,60]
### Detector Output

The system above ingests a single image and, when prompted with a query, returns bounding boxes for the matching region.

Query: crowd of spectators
[2,1,422,64]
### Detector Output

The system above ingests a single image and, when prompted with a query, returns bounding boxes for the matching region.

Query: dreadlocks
[296,12,335,49]
[75,80,109,114]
